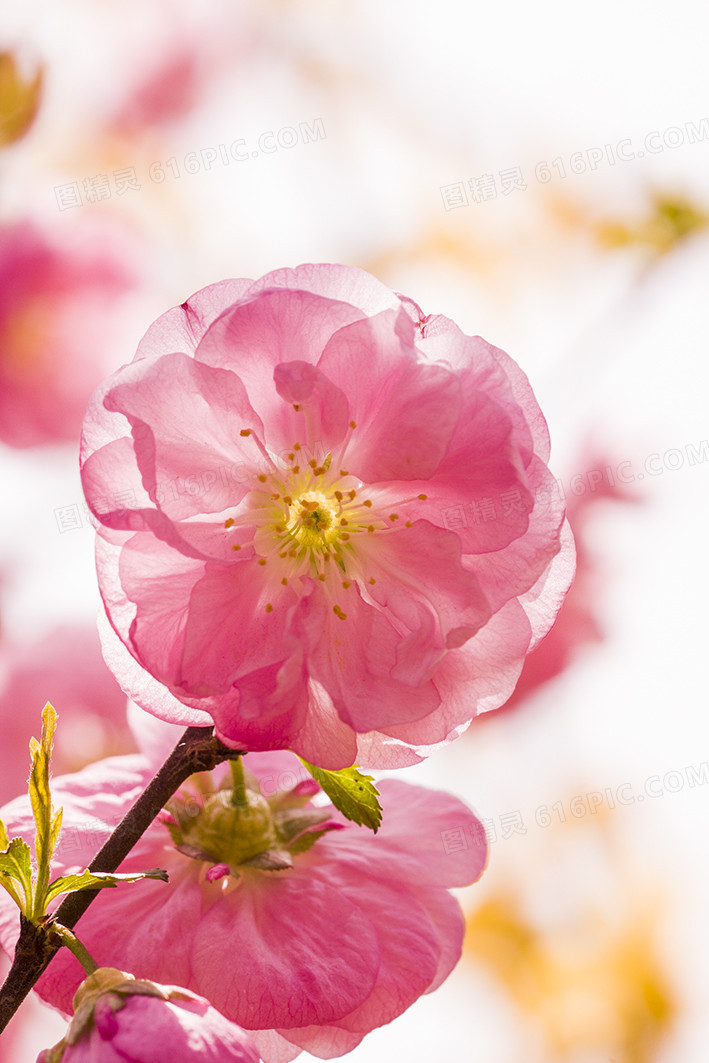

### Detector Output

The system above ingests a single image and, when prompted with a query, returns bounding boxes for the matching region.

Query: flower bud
[37,968,261,1062]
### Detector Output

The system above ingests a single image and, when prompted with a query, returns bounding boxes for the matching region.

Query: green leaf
[0,818,9,852]
[0,837,34,913]
[299,760,382,833]
[29,702,60,915]
[45,867,169,906]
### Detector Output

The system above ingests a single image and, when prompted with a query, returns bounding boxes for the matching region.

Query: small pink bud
[205,862,230,882]
[37,968,261,1062]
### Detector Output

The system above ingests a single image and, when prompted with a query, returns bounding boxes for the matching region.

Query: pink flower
[37,967,262,1062]
[0,624,135,805]
[0,220,136,449]
[81,265,573,768]
[483,454,638,715]
[0,751,488,1061]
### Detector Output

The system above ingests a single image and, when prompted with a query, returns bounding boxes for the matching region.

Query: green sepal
[288,827,334,856]
[272,807,333,846]
[0,836,33,913]
[299,760,382,833]
[45,867,169,906]
[240,848,293,871]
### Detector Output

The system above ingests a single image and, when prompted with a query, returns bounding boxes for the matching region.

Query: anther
[334,491,344,501]
[318,574,326,582]
[418,494,428,500]
[232,544,241,551]
[333,605,347,620]
[348,420,356,429]
[240,429,252,437]
[224,518,234,528]
[265,604,273,613]
[293,404,301,411]
[339,469,349,477]
[342,580,351,589]
[258,474,267,483]
[347,490,356,500]
[389,514,399,522]
[362,500,372,508]
[309,459,317,469]
[258,559,267,566]
[281,577,288,585]
[369,577,376,584]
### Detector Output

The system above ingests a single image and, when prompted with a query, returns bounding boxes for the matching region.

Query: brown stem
[0,724,243,1033]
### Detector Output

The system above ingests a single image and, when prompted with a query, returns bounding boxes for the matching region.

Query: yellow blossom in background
[0,52,43,149]
[464,815,676,1063]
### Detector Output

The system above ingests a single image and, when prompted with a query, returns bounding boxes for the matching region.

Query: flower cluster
[0,264,573,1059]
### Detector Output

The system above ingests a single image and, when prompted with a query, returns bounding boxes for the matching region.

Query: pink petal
[103,352,264,522]
[318,309,462,482]
[191,871,380,1029]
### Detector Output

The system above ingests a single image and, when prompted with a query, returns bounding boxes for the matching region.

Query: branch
[0,724,243,1032]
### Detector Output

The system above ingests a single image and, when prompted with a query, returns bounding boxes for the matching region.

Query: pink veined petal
[318,309,462,482]
[415,315,550,463]
[98,570,212,727]
[193,288,367,454]
[103,351,265,522]
[273,359,350,450]
[248,1029,302,1063]
[355,521,492,684]
[134,277,254,361]
[104,994,262,1063]
[320,778,488,890]
[190,871,380,1030]
[464,456,567,613]
[178,558,299,696]
[519,516,576,651]
[296,584,442,733]
[246,262,401,317]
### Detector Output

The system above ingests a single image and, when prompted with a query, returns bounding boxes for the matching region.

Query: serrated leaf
[299,760,382,832]
[50,807,63,854]
[45,867,169,905]
[29,703,60,915]
[0,818,9,851]
[0,837,34,913]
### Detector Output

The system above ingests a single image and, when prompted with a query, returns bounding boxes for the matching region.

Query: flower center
[225,429,427,618]
[161,760,334,880]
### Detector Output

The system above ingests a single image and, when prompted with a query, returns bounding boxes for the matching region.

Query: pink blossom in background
[0,751,488,1061]
[481,455,638,716]
[0,624,135,805]
[81,264,573,768]
[0,220,137,449]
[38,967,262,1063]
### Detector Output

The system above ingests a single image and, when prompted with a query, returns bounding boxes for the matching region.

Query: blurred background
[1,0,708,1059]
